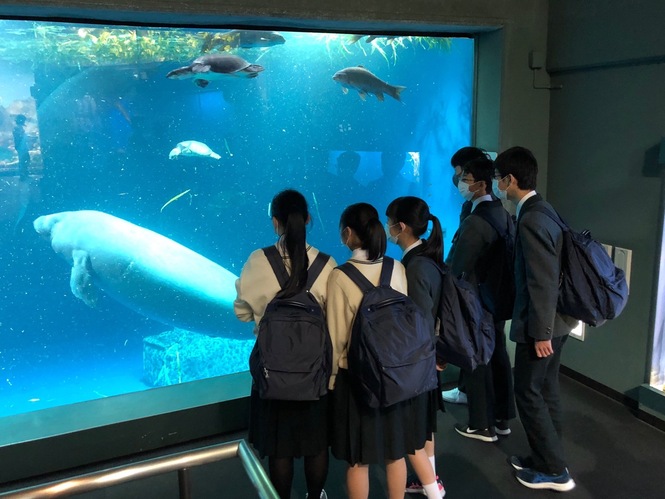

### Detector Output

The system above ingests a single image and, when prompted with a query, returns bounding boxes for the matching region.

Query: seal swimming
[169,140,221,160]
[166,54,264,87]
[34,210,244,338]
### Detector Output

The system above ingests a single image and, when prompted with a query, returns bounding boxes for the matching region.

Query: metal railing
[0,439,278,499]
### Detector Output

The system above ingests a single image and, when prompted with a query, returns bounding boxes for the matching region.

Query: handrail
[0,439,278,499]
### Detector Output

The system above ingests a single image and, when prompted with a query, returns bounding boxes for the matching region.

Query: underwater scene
[0,21,473,419]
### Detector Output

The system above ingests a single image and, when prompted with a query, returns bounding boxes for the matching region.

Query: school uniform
[511,192,575,475]
[402,240,445,420]
[327,249,429,465]
[234,243,337,458]
[446,196,516,431]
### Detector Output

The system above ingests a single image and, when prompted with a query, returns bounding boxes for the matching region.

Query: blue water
[0,23,473,418]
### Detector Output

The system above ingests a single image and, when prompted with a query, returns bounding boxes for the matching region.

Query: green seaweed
[0,21,454,67]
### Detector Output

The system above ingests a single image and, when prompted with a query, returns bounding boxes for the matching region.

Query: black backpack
[471,208,516,321]
[249,247,332,401]
[430,261,495,372]
[338,257,438,409]
[531,206,629,327]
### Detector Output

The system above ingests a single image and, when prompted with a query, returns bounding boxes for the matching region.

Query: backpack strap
[338,262,375,293]
[338,257,395,293]
[471,209,510,238]
[306,252,331,290]
[529,205,568,231]
[262,245,289,289]
[379,257,395,287]
[264,246,331,291]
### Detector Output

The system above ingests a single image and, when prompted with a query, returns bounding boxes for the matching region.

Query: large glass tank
[0,20,473,419]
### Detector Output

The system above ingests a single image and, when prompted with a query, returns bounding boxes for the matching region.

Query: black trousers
[464,322,516,429]
[513,335,568,475]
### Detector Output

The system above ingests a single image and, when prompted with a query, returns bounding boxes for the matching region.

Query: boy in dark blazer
[493,146,576,492]
[445,157,516,442]
[443,146,491,406]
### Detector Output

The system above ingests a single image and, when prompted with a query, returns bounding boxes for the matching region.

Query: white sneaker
[441,387,468,404]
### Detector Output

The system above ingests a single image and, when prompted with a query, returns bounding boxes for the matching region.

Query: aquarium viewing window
[0,20,474,420]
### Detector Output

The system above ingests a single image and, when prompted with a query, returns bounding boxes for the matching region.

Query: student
[385,196,447,498]
[442,146,490,405]
[449,146,489,224]
[493,147,576,492]
[234,189,337,499]
[445,157,516,442]
[327,203,430,499]
[13,114,31,181]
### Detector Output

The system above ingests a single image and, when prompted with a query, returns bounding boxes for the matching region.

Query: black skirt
[248,388,329,458]
[329,369,430,465]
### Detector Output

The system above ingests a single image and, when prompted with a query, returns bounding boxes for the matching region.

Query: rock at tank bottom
[143,329,254,387]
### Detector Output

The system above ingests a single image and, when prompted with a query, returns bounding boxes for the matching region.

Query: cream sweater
[234,244,337,335]
[326,249,408,390]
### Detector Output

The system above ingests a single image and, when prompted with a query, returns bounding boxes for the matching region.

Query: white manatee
[34,210,244,338]
[169,140,221,160]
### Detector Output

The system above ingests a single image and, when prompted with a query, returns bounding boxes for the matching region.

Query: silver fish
[332,65,406,102]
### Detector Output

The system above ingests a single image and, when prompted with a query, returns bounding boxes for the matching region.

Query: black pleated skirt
[248,388,329,458]
[329,369,431,465]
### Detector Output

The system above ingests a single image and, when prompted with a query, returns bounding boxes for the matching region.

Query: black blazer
[510,193,574,343]
[402,243,442,340]
[446,200,512,289]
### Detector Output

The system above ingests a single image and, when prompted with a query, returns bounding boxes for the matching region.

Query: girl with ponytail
[235,189,337,499]
[326,202,426,498]
[385,196,447,498]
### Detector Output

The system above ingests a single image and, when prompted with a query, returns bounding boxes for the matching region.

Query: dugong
[169,140,221,160]
[34,210,243,338]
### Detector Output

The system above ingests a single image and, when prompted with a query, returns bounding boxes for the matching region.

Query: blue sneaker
[515,468,576,492]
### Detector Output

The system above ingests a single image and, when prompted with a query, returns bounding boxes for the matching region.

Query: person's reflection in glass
[12,114,31,182]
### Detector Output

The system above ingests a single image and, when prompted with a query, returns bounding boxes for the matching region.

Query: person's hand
[436,361,447,371]
[534,339,553,358]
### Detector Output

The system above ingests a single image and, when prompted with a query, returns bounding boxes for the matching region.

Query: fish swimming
[169,140,221,160]
[166,54,264,88]
[332,66,406,102]
[201,30,285,52]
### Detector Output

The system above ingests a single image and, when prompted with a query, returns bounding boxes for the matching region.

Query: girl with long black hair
[327,202,430,499]
[386,196,447,498]
[235,189,337,499]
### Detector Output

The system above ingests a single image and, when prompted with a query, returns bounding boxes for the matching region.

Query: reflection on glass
[651,216,665,391]
[0,21,474,418]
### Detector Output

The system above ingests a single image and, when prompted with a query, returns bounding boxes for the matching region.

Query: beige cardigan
[234,244,337,335]
[326,249,408,390]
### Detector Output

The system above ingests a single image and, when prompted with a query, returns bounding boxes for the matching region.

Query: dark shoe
[515,468,576,492]
[454,423,497,442]
[508,455,533,471]
[405,473,423,494]
[493,419,511,436]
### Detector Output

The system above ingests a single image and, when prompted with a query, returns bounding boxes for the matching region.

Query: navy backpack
[249,247,332,401]
[471,208,516,321]
[531,206,629,327]
[339,257,438,409]
[432,262,495,372]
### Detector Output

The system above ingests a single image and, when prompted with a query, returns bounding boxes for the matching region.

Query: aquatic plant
[0,21,453,68]
[0,22,204,66]
[319,33,453,66]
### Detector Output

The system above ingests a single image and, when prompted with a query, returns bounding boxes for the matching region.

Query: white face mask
[492,178,508,200]
[385,222,400,244]
[457,181,476,202]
